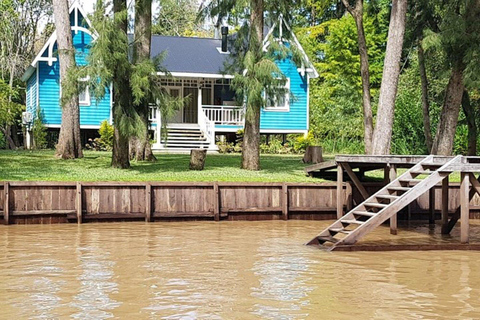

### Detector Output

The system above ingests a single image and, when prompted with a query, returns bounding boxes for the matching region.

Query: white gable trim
[30,3,96,68]
[262,15,319,79]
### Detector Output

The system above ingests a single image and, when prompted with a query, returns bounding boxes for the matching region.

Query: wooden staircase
[306,155,462,251]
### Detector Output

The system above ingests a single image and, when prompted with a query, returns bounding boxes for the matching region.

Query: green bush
[99,120,114,147]
[217,141,236,153]
[0,131,6,149]
[32,108,48,149]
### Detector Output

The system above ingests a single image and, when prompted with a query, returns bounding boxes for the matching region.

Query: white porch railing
[202,105,244,126]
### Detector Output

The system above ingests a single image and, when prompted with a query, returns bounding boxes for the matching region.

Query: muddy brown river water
[1,220,480,319]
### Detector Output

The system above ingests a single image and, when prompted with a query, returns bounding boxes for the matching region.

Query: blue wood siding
[37,29,111,127]
[26,73,37,116]
[259,58,308,132]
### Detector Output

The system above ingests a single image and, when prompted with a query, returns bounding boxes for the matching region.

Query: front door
[168,88,183,123]
[183,87,198,124]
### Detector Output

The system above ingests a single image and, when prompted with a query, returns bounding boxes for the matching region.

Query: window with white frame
[79,77,90,106]
[265,78,290,111]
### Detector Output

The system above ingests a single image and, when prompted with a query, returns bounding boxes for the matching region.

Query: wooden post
[4,182,9,225]
[336,164,344,219]
[282,183,288,220]
[76,182,82,224]
[460,172,469,244]
[213,182,220,221]
[145,183,152,222]
[429,187,436,225]
[441,176,449,228]
[388,165,397,235]
[346,182,353,211]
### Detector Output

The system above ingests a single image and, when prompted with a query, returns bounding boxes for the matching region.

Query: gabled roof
[22,3,318,81]
[151,35,231,77]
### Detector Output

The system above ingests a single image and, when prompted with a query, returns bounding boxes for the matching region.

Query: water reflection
[1,221,480,319]
[71,228,121,319]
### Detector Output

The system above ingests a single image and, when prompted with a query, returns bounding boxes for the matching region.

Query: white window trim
[79,77,91,106]
[265,78,290,112]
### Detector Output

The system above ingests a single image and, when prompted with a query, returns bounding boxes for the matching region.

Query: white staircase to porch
[154,125,216,152]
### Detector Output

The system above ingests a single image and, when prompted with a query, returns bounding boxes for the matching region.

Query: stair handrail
[199,108,215,148]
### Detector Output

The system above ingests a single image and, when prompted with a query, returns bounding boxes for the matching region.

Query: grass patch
[0,150,328,182]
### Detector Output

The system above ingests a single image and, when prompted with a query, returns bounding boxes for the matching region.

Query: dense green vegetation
[0,150,320,182]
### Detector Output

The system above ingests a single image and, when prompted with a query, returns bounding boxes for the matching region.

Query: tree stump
[303,146,323,164]
[189,149,207,170]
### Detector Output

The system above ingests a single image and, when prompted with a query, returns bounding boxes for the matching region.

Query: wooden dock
[306,155,480,251]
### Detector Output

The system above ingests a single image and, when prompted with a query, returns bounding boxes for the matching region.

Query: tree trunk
[303,146,323,164]
[417,38,433,152]
[461,90,476,156]
[431,62,465,155]
[131,0,156,162]
[241,0,263,171]
[53,0,83,159]
[189,149,207,170]
[111,0,131,169]
[342,0,374,154]
[371,0,408,155]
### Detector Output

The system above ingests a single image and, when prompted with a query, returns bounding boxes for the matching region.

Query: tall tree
[0,0,51,149]
[111,0,133,168]
[52,0,83,159]
[340,0,374,154]
[241,0,264,170]
[200,0,299,170]
[131,0,156,162]
[371,0,408,155]
[430,0,480,155]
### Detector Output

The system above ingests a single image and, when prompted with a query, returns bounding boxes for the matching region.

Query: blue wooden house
[22,3,318,151]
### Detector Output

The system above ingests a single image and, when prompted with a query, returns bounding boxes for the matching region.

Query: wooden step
[317,236,339,244]
[400,178,419,183]
[388,186,411,192]
[364,203,388,208]
[411,170,432,175]
[340,219,365,225]
[329,228,352,235]
[376,195,399,200]
[353,211,376,217]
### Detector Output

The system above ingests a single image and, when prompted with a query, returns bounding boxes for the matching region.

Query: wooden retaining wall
[0,181,477,224]
[0,182,344,224]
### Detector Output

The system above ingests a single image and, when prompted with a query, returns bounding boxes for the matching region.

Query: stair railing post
[386,164,397,235]
[460,171,470,244]
[336,163,344,219]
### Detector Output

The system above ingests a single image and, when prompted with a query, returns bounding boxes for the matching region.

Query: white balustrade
[202,105,244,126]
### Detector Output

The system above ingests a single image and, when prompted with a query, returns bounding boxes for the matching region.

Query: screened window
[265,78,290,111]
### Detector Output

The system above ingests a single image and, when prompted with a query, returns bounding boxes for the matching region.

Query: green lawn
[0,150,327,182]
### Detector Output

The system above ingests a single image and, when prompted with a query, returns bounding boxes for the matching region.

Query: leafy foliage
[32,107,47,149]
[296,6,389,152]
[153,0,212,37]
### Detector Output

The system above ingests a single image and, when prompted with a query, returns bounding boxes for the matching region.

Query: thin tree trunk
[461,90,476,156]
[372,0,408,155]
[53,0,83,159]
[417,38,433,152]
[431,62,465,155]
[241,0,263,171]
[132,0,156,162]
[341,0,374,154]
[111,0,131,169]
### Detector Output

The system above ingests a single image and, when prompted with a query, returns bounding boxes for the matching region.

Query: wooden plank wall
[0,181,476,224]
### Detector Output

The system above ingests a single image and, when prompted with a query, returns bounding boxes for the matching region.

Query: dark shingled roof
[151,35,230,75]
